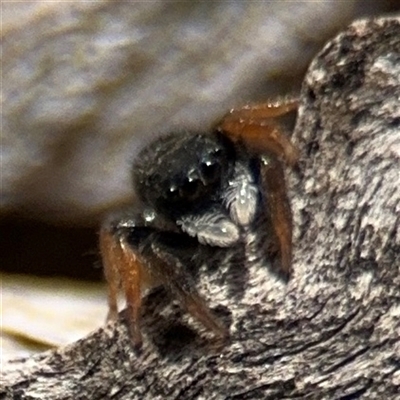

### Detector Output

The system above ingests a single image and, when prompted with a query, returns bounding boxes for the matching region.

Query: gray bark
[1,16,399,400]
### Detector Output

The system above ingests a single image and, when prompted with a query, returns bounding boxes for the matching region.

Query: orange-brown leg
[217,98,299,166]
[119,239,144,349]
[217,98,297,275]
[100,228,122,321]
[150,245,229,340]
[260,156,293,277]
[100,227,145,348]
[177,290,228,340]
[220,121,298,166]
[224,98,298,120]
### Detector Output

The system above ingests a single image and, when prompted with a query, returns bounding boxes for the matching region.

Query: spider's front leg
[217,97,299,166]
[148,233,228,340]
[259,155,293,277]
[100,210,227,349]
[216,97,298,276]
[100,212,153,349]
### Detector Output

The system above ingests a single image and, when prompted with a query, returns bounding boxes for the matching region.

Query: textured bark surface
[2,17,399,400]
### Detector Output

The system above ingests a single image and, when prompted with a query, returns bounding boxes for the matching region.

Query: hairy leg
[99,228,122,321]
[101,213,228,348]
[217,98,298,165]
[260,155,293,277]
[224,98,298,120]
[150,234,228,339]
[100,223,146,349]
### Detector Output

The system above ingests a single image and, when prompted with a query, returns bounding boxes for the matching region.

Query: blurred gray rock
[1,1,395,223]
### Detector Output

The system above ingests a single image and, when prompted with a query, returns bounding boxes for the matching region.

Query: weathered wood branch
[2,16,399,400]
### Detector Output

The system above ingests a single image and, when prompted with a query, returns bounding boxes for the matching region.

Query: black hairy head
[133,132,235,218]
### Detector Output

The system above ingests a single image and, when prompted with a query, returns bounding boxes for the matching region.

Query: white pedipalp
[177,211,240,247]
[223,162,259,226]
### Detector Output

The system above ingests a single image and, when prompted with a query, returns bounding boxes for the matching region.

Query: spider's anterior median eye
[168,184,180,201]
[179,178,202,200]
[200,161,220,184]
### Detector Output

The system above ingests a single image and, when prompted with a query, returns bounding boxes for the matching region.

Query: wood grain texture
[2,16,399,400]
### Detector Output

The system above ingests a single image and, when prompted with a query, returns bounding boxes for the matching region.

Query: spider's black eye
[200,161,220,184]
[167,185,180,201]
[179,178,202,200]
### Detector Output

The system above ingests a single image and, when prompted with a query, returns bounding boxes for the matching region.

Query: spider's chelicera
[100,99,298,349]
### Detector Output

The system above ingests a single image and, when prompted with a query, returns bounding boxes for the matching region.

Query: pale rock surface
[1,273,105,361]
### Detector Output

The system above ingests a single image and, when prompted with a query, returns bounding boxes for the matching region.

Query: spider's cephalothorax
[100,98,298,349]
[134,132,236,220]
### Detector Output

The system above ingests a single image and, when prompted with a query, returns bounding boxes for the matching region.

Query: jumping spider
[100,98,298,349]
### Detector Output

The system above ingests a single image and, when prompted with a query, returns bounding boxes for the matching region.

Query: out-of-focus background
[2,1,399,360]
